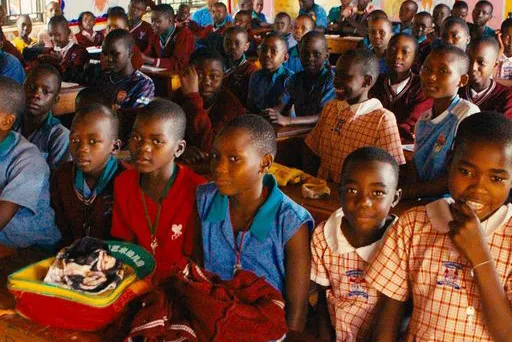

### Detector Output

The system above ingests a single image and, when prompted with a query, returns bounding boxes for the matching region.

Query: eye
[345,188,358,195]
[490,175,505,183]
[372,190,385,197]
[152,139,164,145]
[459,167,472,177]
[89,139,100,144]
[129,134,141,141]
[229,156,240,162]
[70,138,79,144]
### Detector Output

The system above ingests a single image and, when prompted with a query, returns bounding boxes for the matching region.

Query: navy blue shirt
[248,65,293,113]
[0,50,25,84]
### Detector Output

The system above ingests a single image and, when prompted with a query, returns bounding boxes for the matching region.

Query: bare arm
[0,201,19,231]
[371,294,406,342]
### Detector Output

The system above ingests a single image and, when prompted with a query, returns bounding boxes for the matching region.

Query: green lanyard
[140,165,178,255]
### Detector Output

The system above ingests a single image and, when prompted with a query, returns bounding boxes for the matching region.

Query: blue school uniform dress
[15,112,71,171]
[191,7,233,27]
[414,96,480,181]
[197,174,314,293]
[247,65,293,113]
[284,45,303,73]
[283,67,335,117]
[299,3,328,29]
[0,131,60,248]
[0,50,25,84]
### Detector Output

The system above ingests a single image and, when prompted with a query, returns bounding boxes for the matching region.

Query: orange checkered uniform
[366,198,512,341]
[305,99,406,183]
[311,208,398,341]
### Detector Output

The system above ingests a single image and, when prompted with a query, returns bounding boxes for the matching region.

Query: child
[195,114,314,334]
[128,0,154,54]
[51,104,123,246]
[267,31,334,126]
[193,2,232,53]
[406,44,479,199]
[112,99,205,281]
[75,12,104,48]
[459,37,512,118]
[191,0,233,28]
[392,0,417,35]
[0,76,61,248]
[370,34,433,143]
[248,33,292,114]
[12,15,36,54]
[469,0,495,40]
[304,49,405,184]
[37,1,62,48]
[298,0,328,30]
[496,18,512,87]
[237,0,253,12]
[285,14,315,73]
[143,4,194,70]
[451,0,469,21]
[178,48,245,155]
[18,65,71,171]
[312,147,402,341]
[175,4,191,28]
[441,16,470,51]
[273,12,297,49]
[367,17,393,74]
[367,112,512,341]
[412,11,434,65]
[327,0,353,32]
[223,26,259,108]
[234,10,253,30]
[253,0,267,25]
[357,9,388,50]
[0,49,25,84]
[431,3,450,41]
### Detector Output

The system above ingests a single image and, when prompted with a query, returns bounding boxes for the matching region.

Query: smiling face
[300,36,328,75]
[212,5,227,23]
[151,10,173,35]
[468,42,498,90]
[224,31,250,61]
[258,36,288,72]
[49,22,71,48]
[420,51,467,99]
[386,35,416,75]
[334,56,369,103]
[254,0,264,14]
[472,3,492,28]
[24,70,60,119]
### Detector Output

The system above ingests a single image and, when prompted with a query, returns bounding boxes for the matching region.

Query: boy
[248,34,292,114]
[469,0,495,40]
[0,76,60,248]
[298,0,328,30]
[367,17,393,74]
[496,18,512,87]
[285,14,314,73]
[143,4,193,71]
[175,4,191,28]
[431,3,450,41]
[18,65,70,171]
[193,2,232,53]
[12,15,36,54]
[367,112,512,341]
[392,0,417,35]
[51,104,124,246]
[234,10,253,30]
[195,114,313,334]
[370,34,433,143]
[267,31,334,126]
[451,0,469,21]
[128,0,155,54]
[327,0,353,32]
[405,44,479,199]
[178,48,245,155]
[304,49,405,184]
[223,26,259,108]
[75,11,104,48]
[412,11,433,65]
[459,37,512,118]
[312,147,401,341]
[112,99,205,281]
[441,16,470,51]
[273,12,297,49]
[253,0,267,25]
[191,0,233,27]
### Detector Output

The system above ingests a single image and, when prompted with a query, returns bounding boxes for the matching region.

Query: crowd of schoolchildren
[1,0,512,340]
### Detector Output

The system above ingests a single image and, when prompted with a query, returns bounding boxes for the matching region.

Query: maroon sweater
[459,80,512,119]
[146,26,194,70]
[51,161,126,246]
[223,60,259,109]
[370,73,433,142]
[75,30,104,48]
[130,20,155,54]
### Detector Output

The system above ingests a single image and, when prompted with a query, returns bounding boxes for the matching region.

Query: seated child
[312,147,402,341]
[143,4,194,70]
[37,1,61,48]
[431,3,450,41]
[175,4,191,28]
[273,12,297,49]
[237,0,253,12]
[0,76,61,248]
[370,33,433,142]
[298,0,328,30]
[327,0,354,32]
[459,37,512,118]
[128,0,155,54]
[12,15,36,54]
[451,0,468,21]
[356,9,388,50]
[367,17,393,74]
[267,31,334,126]
[406,44,479,199]
[367,112,512,341]
[304,49,405,183]
[0,5,22,62]
[496,18,512,87]
[412,11,434,66]
[75,11,104,48]
[112,99,206,281]
[191,0,233,28]
[248,33,292,114]
[285,14,315,73]
[192,2,232,53]
[222,26,259,108]
[469,0,495,41]
[253,0,267,25]
[18,65,71,171]
[178,48,245,155]
[195,114,314,334]
[233,10,258,55]
[441,16,470,51]
[51,104,124,246]
[392,0,417,35]
[342,0,378,37]
[0,49,25,84]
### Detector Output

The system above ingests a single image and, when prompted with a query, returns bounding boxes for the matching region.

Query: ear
[174,139,187,159]
[363,74,373,89]
[0,114,16,131]
[282,51,289,63]
[391,188,402,208]
[111,139,122,154]
[54,95,60,104]
[259,153,274,174]
[243,41,250,53]
[458,73,469,88]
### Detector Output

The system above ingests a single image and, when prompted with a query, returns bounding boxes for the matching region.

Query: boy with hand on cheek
[469,0,495,40]
[51,104,124,246]
[312,147,401,341]
[285,14,315,73]
[368,113,512,342]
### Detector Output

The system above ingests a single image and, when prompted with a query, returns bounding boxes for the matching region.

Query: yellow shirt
[12,36,36,54]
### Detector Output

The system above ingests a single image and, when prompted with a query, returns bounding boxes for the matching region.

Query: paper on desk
[86,46,102,54]
[61,82,80,89]
[402,144,415,152]
[141,65,167,73]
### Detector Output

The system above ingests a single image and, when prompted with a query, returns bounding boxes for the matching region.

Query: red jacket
[75,30,104,48]
[59,43,90,73]
[146,26,194,70]
[130,20,155,54]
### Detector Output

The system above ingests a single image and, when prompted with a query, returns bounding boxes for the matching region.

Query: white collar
[323,207,397,262]
[81,30,97,40]
[53,40,74,55]
[499,54,512,63]
[336,98,384,116]
[130,21,143,33]
[389,76,411,95]
[426,198,512,236]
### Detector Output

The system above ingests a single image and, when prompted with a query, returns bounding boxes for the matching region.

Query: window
[1,0,45,24]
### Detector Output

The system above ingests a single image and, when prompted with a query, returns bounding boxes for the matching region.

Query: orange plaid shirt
[366,198,512,341]
[311,208,398,341]
[305,99,405,183]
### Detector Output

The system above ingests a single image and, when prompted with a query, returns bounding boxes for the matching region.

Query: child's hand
[448,201,491,266]
[180,67,200,95]
[265,108,291,126]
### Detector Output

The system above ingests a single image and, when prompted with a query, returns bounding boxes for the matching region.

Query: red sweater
[130,20,155,54]
[146,26,194,70]
[2,34,23,62]
[58,43,90,73]
[223,59,259,108]
[459,80,512,119]
[177,87,246,152]
[75,30,104,48]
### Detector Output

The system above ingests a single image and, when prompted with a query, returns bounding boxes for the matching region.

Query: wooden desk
[53,85,84,116]
[326,36,362,55]
[140,66,181,97]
